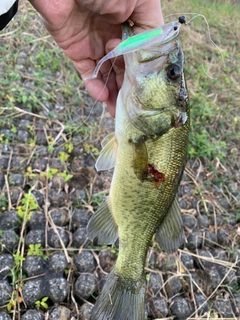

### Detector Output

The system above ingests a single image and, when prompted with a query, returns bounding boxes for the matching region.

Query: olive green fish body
[89,22,190,320]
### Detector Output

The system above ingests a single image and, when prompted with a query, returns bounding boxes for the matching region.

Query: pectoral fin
[87,198,118,245]
[95,133,117,172]
[155,197,184,253]
[132,139,148,182]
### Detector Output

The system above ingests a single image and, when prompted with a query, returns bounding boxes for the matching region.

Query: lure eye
[166,64,181,81]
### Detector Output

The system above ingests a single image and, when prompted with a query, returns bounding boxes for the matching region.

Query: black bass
[88,18,189,320]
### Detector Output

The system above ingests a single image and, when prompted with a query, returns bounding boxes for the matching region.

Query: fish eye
[166,64,181,81]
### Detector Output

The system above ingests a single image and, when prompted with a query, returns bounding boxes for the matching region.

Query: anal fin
[155,197,184,253]
[87,198,118,245]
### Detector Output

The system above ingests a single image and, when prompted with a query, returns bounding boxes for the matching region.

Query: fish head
[122,22,189,136]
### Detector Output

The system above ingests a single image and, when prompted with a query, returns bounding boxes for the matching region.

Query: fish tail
[90,269,146,320]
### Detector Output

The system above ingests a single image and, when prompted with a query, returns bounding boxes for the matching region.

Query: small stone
[182,215,197,229]
[203,230,218,247]
[49,306,71,320]
[23,256,46,277]
[231,293,240,316]
[0,254,14,278]
[32,190,44,207]
[21,310,44,320]
[156,254,177,272]
[187,231,202,250]
[181,252,194,269]
[79,303,93,320]
[186,272,200,291]
[50,208,69,226]
[9,173,24,186]
[98,249,117,273]
[0,210,20,230]
[17,130,30,143]
[36,132,48,145]
[207,268,222,290]
[28,211,45,228]
[8,187,23,205]
[74,273,97,299]
[197,215,209,228]
[194,293,208,315]
[147,272,163,295]
[25,229,45,247]
[213,298,234,317]
[48,229,69,248]
[170,296,193,320]
[148,296,168,318]
[72,209,91,227]
[0,280,12,306]
[48,277,69,302]
[22,279,43,306]
[0,173,5,189]
[72,227,88,247]
[48,253,68,272]
[217,229,229,245]
[0,157,8,170]
[210,214,224,226]
[165,275,182,297]
[0,312,11,320]
[32,158,48,171]
[74,251,96,273]
[1,230,19,252]
[48,190,67,207]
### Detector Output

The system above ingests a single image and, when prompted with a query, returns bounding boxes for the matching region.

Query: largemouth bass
[88,18,190,320]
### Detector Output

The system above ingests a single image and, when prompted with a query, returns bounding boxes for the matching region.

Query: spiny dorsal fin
[95,133,117,172]
[155,196,184,253]
[87,198,118,245]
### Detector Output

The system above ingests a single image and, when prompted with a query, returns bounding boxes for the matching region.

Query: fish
[87,18,190,320]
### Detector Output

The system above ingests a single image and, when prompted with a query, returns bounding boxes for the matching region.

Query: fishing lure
[85,17,186,80]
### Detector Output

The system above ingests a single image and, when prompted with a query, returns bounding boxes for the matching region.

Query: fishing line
[164,12,225,79]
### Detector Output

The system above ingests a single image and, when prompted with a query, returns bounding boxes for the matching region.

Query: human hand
[28,0,164,117]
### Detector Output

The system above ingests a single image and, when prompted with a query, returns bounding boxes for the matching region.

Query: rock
[0,280,12,306]
[32,158,48,171]
[194,293,208,315]
[17,129,30,143]
[21,310,44,320]
[9,173,24,186]
[49,306,71,320]
[187,231,202,250]
[148,296,168,318]
[72,227,88,247]
[181,252,194,269]
[48,229,69,248]
[147,272,163,296]
[155,254,177,272]
[98,249,117,273]
[213,298,234,317]
[197,215,209,228]
[165,275,182,297]
[0,312,11,320]
[22,279,43,306]
[25,229,45,247]
[0,254,14,278]
[170,296,193,320]
[74,251,96,273]
[32,190,44,207]
[23,255,46,277]
[217,229,229,245]
[203,230,218,248]
[75,273,97,299]
[72,209,91,227]
[48,277,69,302]
[0,210,20,230]
[182,214,197,229]
[50,208,69,226]
[231,293,240,316]
[1,230,19,252]
[79,303,94,320]
[48,253,68,272]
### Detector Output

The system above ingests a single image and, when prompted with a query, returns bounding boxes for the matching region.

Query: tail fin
[90,269,146,320]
